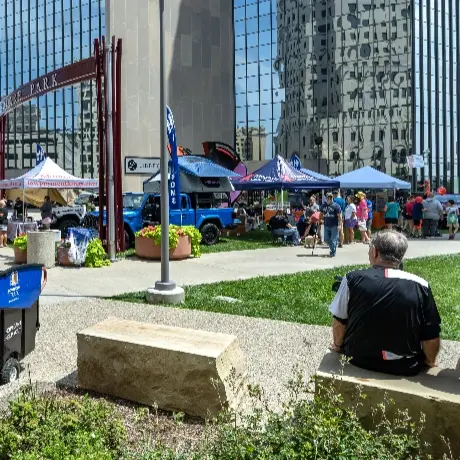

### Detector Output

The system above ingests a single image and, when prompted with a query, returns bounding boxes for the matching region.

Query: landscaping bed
[112,254,460,341]
[0,376,432,459]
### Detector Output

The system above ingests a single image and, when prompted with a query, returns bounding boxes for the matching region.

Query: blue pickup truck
[87,192,239,247]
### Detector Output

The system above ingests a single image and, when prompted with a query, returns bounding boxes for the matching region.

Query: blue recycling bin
[0,264,46,384]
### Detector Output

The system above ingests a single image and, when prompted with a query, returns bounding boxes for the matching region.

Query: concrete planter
[57,247,74,266]
[14,247,27,264]
[135,235,191,260]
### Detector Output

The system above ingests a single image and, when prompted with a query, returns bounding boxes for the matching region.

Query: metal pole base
[146,284,185,305]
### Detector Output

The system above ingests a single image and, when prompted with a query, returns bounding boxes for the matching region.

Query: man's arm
[422,339,440,367]
[329,276,350,352]
[420,286,442,367]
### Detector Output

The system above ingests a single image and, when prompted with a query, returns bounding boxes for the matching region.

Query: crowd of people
[266,189,459,258]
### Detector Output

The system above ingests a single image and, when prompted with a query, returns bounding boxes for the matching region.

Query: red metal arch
[0,37,124,253]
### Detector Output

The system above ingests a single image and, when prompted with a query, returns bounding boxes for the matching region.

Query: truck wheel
[58,218,79,238]
[1,358,20,384]
[200,223,220,245]
[124,229,133,249]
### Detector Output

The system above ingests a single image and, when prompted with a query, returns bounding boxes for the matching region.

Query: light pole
[146,0,184,304]
[314,135,323,172]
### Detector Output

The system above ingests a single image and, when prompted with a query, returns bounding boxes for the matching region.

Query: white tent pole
[22,188,25,223]
[281,188,284,209]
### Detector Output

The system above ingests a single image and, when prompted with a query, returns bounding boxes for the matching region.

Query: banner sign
[166,105,181,209]
[124,157,160,175]
[407,154,424,169]
[290,153,302,171]
[36,144,45,165]
[0,58,96,116]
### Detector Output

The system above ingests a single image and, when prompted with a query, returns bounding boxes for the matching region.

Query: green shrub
[13,233,27,251]
[0,388,126,459]
[85,238,111,268]
[135,225,202,258]
[195,375,425,460]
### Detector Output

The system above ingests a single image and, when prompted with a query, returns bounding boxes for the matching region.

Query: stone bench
[77,318,247,419]
[316,352,460,458]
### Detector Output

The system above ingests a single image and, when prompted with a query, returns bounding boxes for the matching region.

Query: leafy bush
[194,375,425,459]
[135,225,201,258]
[85,238,111,268]
[13,233,27,251]
[0,388,126,459]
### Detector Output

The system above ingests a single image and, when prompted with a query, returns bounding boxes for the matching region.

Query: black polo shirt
[330,266,441,375]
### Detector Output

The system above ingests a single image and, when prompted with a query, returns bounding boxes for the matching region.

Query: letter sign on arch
[0,37,125,253]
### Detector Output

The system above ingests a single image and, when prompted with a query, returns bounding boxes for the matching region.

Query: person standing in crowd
[404,196,415,236]
[412,196,424,238]
[355,192,370,244]
[344,195,357,245]
[0,200,8,248]
[333,190,346,249]
[384,196,400,230]
[422,192,443,238]
[320,192,342,257]
[365,193,373,239]
[446,199,459,240]
[40,195,53,230]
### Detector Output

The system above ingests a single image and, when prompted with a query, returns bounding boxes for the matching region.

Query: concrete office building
[235,0,459,191]
[0,0,235,191]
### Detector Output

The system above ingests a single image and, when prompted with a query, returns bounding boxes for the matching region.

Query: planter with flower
[135,225,201,260]
[85,238,111,268]
[57,240,74,266]
[13,234,27,264]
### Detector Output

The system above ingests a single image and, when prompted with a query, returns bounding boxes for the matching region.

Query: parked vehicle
[85,192,240,247]
[51,204,87,237]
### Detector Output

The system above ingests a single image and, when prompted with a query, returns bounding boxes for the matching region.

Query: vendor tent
[0,157,98,189]
[143,156,240,194]
[5,188,78,207]
[232,155,339,190]
[300,168,332,181]
[334,166,410,189]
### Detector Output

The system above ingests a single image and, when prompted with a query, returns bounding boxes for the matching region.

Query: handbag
[310,211,321,223]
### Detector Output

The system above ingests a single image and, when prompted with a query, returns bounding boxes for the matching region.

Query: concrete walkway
[2,298,459,406]
[1,236,459,305]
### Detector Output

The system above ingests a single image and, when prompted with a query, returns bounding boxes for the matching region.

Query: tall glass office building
[0,0,104,177]
[235,0,460,191]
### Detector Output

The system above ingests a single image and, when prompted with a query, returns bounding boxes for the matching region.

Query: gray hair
[372,230,408,265]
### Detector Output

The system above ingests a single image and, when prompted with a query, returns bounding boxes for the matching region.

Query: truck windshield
[123,194,144,209]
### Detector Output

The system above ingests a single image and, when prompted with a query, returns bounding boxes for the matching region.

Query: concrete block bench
[77,318,247,419]
[316,352,460,458]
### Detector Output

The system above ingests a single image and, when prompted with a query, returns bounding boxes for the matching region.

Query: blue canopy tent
[231,155,339,191]
[335,166,411,190]
[143,156,241,194]
[300,168,332,181]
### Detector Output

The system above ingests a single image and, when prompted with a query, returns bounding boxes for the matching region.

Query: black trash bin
[0,264,46,384]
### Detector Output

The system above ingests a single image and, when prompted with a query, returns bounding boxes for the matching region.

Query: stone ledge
[77,317,247,419]
[316,351,460,457]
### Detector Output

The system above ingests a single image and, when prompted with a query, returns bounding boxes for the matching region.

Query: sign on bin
[0,265,44,309]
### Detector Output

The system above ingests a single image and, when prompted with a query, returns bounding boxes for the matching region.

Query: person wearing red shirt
[404,196,415,236]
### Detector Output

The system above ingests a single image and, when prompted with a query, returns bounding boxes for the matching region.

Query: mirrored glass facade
[0,0,104,177]
[414,0,459,191]
[235,0,460,191]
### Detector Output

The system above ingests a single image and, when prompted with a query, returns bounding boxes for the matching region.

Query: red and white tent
[0,157,98,189]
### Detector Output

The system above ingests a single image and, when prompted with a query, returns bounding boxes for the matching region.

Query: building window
[303,136,306,147]
[332,132,338,143]
[392,129,399,141]
[379,130,385,141]
[351,132,356,142]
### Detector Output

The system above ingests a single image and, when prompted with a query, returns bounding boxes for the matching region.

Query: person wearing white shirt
[344,195,357,244]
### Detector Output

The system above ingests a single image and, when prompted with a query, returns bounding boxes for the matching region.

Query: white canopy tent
[0,157,98,190]
[0,157,98,222]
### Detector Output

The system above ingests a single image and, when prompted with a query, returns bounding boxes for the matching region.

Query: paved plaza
[0,237,459,403]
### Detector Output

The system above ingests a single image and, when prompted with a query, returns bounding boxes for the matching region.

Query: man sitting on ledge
[329,230,441,376]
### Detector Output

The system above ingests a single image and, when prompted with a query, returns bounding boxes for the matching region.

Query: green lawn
[200,229,275,254]
[112,254,460,341]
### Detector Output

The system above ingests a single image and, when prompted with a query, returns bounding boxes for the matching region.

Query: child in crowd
[446,199,459,240]
[412,196,424,238]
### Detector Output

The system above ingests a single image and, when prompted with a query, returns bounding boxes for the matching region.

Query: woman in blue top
[384,196,399,230]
